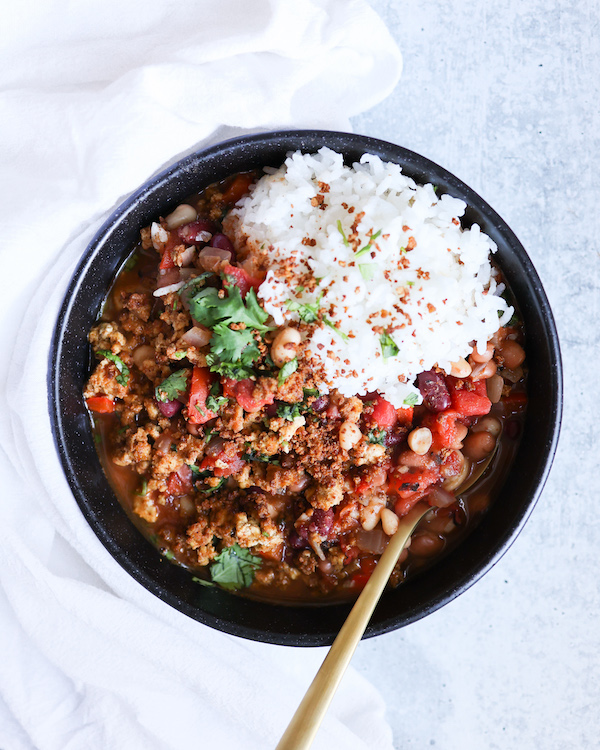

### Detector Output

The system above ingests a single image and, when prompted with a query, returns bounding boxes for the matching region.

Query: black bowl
[49,130,562,646]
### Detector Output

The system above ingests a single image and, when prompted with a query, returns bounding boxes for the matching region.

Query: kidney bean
[210,233,235,254]
[311,395,329,412]
[177,219,216,244]
[417,370,451,412]
[157,399,182,417]
[309,509,334,537]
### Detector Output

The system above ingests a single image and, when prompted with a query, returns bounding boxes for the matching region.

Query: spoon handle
[275,502,430,750]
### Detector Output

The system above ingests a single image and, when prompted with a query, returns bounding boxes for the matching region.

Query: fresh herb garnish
[123,253,138,272]
[278,357,298,386]
[209,544,262,590]
[276,402,303,421]
[359,263,376,282]
[403,392,419,407]
[337,220,349,247]
[285,293,348,342]
[201,477,227,494]
[354,229,382,259]
[285,295,322,324]
[367,429,386,446]
[205,381,228,413]
[189,284,274,379]
[379,332,399,359]
[303,388,319,398]
[163,549,175,561]
[192,576,215,588]
[188,464,203,479]
[137,479,148,496]
[155,369,190,402]
[243,450,280,465]
[406,280,414,287]
[97,350,130,387]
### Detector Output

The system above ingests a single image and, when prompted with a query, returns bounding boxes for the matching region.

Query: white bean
[449,357,472,378]
[339,420,362,451]
[381,508,399,536]
[407,427,433,455]
[271,327,301,368]
[165,204,197,230]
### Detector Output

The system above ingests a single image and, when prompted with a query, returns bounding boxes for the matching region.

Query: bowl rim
[48,129,563,646]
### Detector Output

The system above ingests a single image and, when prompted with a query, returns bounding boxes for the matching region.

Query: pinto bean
[409,532,445,557]
[463,430,496,461]
[486,373,504,403]
[497,339,526,370]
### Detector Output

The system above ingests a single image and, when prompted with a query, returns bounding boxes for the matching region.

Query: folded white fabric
[0,1,402,748]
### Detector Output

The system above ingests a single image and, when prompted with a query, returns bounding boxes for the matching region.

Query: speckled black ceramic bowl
[49,130,562,646]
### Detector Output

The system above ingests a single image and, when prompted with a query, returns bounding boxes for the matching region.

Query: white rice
[227,147,513,408]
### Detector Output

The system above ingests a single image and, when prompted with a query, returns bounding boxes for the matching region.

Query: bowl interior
[49,130,562,646]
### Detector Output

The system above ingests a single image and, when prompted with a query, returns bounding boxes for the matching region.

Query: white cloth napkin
[0,2,402,748]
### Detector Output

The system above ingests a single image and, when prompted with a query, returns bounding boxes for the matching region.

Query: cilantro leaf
[355,229,382,259]
[285,294,322,324]
[379,332,399,360]
[242,450,280,465]
[97,350,130,387]
[359,263,376,282]
[187,282,273,378]
[201,477,227,494]
[285,293,348,342]
[403,392,419,407]
[210,544,262,590]
[276,402,303,421]
[210,322,259,364]
[367,429,386,446]
[337,220,349,247]
[323,318,349,342]
[278,357,298,386]
[155,369,190,402]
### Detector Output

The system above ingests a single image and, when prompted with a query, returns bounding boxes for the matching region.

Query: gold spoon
[275,501,431,750]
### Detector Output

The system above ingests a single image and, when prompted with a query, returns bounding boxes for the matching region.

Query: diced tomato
[86,395,115,414]
[159,249,176,270]
[221,263,262,298]
[166,469,193,497]
[221,377,274,413]
[351,556,377,589]
[446,376,492,417]
[396,406,414,426]
[422,409,463,451]
[158,233,179,269]
[200,448,245,477]
[370,395,398,429]
[388,467,440,515]
[188,366,217,425]
[222,173,255,205]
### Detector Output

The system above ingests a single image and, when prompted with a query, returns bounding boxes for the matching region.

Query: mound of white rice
[229,147,512,408]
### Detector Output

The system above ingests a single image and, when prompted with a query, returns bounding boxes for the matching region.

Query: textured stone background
[350,2,599,748]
